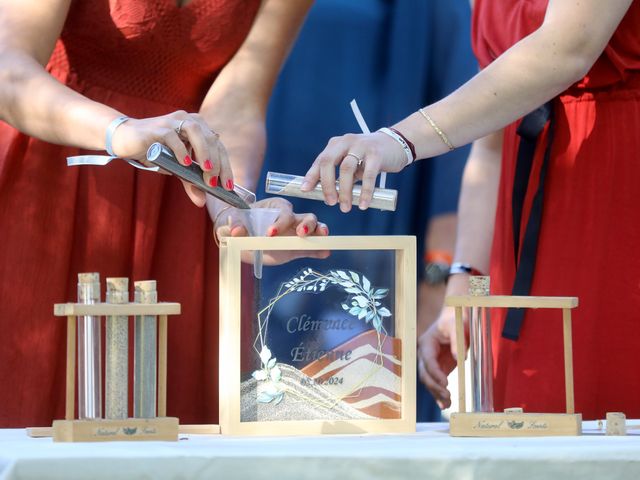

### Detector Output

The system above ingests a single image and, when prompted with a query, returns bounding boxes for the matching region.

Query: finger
[446,317,461,362]
[338,152,362,213]
[314,222,329,237]
[216,140,234,191]
[420,335,450,388]
[216,223,232,240]
[294,213,318,237]
[180,180,206,207]
[266,208,295,237]
[301,162,320,192]
[180,118,209,170]
[317,137,350,206]
[163,130,190,167]
[419,360,451,408]
[197,126,223,188]
[163,131,205,207]
[418,358,447,398]
[230,224,249,237]
[358,156,380,210]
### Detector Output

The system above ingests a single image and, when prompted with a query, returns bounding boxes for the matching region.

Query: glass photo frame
[219,236,416,435]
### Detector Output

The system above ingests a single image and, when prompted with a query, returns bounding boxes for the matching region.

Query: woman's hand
[214,197,330,265]
[417,273,471,409]
[111,110,233,207]
[417,306,468,409]
[300,131,408,212]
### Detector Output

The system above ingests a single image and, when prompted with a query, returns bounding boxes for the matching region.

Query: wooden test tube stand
[51,302,181,442]
[446,295,581,437]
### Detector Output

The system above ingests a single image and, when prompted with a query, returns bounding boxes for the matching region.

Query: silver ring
[175,119,187,137]
[345,152,364,167]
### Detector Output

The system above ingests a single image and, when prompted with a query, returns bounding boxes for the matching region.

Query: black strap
[502,101,555,341]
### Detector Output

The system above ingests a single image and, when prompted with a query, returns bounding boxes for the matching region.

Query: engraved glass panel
[239,249,401,422]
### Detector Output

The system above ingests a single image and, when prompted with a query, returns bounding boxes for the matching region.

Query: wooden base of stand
[27,423,220,439]
[51,417,179,442]
[450,412,582,437]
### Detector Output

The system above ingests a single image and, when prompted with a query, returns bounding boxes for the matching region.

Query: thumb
[445,309,464,362]
[181,180,206,207]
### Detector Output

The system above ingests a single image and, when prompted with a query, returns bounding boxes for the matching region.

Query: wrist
[378,127,416,166]
[448,262,484,277]
[423,250,453,285]
[105,115,130,157]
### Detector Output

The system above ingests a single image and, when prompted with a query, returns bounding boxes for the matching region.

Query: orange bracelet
[424,250,453,265]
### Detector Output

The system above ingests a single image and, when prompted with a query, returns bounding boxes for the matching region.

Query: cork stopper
[469,276,490,296]
[78,272,100,284]
[106,277,129,304]
[134,280,157,304]
[77,272,100,303]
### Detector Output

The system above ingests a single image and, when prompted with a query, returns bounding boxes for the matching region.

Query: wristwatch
[448,262,484,277]
[423,250,453,285]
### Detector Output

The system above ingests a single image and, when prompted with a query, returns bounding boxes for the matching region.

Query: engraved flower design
[253,268,391,405]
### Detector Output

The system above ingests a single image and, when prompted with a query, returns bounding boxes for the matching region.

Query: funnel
[236,207,280,279]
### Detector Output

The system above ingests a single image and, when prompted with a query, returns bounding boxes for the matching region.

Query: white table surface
[1,422,640,480]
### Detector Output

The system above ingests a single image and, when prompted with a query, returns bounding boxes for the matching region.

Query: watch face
[424,262,450,285]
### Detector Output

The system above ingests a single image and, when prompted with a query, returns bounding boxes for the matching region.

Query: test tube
[105,277,129,419]
[134,280,157,418]
[77,273,102,419]
[265,171,398,211]
[468,276,494,413]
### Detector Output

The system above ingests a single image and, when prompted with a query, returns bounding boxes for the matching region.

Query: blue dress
[260,0,477,421]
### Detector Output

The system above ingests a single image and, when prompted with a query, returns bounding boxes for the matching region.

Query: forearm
[451,130,502,281]
[418,213,457,335]
[0,51,120,150]
[394,0,633,159]
[200,0,312,188]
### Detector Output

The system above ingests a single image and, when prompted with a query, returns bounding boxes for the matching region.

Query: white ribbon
[66,155,159,172]
[349,99,387,189]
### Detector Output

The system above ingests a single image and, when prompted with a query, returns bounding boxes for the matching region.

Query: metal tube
[105,277,129,419]
[134,280,157,418]
[77,272,102,419]
[265,171,398,211]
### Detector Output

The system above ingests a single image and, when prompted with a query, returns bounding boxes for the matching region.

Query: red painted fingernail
[209,176,218,188]
[184,155,192,166]
[302,225,309,234]
[226,179,234,190]
[268,227,278,237]
[204,159,212,170]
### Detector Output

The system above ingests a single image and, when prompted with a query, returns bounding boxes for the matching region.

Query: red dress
[473,0,640,419]
[0,0,261,427]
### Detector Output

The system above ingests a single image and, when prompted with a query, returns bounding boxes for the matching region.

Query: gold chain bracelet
[419,108,455,151]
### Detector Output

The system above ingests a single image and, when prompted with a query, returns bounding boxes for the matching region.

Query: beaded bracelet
[378,127,416,166]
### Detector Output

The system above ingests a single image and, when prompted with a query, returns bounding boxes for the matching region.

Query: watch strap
[448,262,484,276]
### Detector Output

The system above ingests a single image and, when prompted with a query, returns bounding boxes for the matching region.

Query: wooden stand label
[52,417,179,442]
[450,412,582,437]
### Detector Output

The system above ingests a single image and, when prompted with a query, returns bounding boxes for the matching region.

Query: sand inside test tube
[265,172,397,211]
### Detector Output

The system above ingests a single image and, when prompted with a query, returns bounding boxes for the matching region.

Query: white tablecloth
[1,422,640,480]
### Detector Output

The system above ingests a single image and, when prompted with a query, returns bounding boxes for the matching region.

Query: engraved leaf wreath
[252,269,390,404]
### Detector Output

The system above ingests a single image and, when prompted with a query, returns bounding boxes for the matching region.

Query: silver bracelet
[377,127,414,166]
[105,115,130,157]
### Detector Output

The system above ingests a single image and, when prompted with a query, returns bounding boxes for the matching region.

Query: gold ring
[345,152,364,167]
[175,119,187,137]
